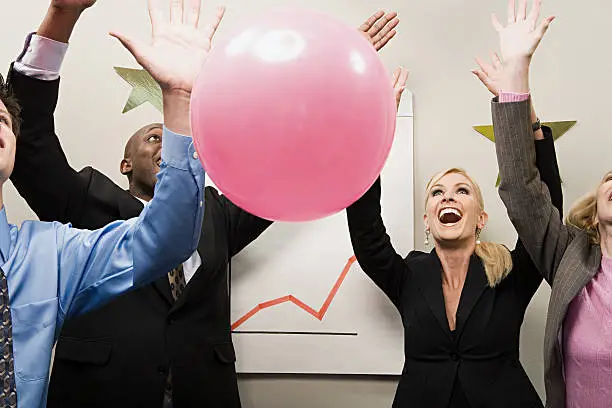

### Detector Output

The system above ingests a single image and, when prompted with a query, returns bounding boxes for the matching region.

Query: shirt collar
[133,196,149,206]
[0,207,11,264]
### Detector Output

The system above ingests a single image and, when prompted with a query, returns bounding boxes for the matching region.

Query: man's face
[120,124,163,196]
[0,99,16,185]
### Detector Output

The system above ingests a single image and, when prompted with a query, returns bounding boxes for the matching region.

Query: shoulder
[404,249,430,267]
[85,168,137,209]
[13,220,61,250]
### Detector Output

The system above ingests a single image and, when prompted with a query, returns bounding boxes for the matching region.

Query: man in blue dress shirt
[0,0,214,406]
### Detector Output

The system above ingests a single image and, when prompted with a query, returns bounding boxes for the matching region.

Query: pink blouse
[563,256,612,407]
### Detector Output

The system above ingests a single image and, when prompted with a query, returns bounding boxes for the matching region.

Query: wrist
[162,91,192,136]
[49,4,87,16]
[500,64,530,94]
[162,88,192,100]
[38,6,84,43]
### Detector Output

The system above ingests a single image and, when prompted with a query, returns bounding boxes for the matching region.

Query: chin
[0,163,13,183]
[433,226,473,246]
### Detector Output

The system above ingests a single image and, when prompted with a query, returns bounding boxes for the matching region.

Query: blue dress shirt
[0,127,205,408]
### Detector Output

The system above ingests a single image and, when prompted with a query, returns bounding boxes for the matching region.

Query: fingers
[471,69,488,84]
[395,85,406,105]
[366,11,398,37]
[471,69,495,93]
[185,0,201,27]
[110,31,147,64]
[170,0,184,25]
[517,0,527,20]
[203,5,225,42]
[536,15,555,38]
[507,0,516,24]
[475,56,493,76]
[370,18,399,48]
[491,14,504,32]
[359,10,385,33]
[491,52,502,69]
[392,67,409,89]
[373,29,397,51]
[148,0,165,35]
[527,0,542,29]
[398,67,409,87]
[391,67,401,87]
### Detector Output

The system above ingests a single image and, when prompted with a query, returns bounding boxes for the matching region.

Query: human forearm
[37,5,86,43]
[162,90,192,136]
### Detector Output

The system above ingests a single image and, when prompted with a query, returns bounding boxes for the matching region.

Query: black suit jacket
[346,129,563,408]
[8,67,273,407]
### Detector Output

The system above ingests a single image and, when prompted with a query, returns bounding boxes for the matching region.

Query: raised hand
[392,67,409,110]
[111,0,225,96]
[359,10,399,51]
[492,0,554,63]
[471,52,504,96]
[50,0,97,12]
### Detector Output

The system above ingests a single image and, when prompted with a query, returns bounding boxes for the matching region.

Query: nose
[442,192,456,203]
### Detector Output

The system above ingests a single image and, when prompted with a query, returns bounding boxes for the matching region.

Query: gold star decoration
[473,121,577,186]
[114,67,163,113]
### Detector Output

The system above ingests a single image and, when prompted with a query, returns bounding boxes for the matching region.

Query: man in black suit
[7,1,400,407]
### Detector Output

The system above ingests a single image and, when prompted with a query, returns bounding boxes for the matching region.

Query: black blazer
[8,67,273,408]
[345,130,563,408]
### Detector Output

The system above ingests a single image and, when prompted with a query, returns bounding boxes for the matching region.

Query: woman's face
[424,172,487,247]
[595,171,612,227]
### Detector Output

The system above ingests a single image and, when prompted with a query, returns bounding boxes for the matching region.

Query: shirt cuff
[499,91,530,103]
[13,33,68,81]
[161,127,201,173]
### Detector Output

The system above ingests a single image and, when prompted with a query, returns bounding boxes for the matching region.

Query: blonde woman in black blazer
[346,71,562,407]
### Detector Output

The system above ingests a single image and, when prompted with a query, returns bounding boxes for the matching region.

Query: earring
[424,229,430,246]
[475,228,481,245]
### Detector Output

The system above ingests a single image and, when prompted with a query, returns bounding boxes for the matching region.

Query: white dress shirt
[14,33,202,283]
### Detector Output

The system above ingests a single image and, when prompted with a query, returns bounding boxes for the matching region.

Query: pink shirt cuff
[13,33,68,81]
[499,91,530,103]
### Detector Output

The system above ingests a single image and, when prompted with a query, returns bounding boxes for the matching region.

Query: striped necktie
[0,270,17,407]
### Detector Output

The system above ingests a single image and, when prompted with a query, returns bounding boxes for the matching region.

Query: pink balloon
[190,9,396,221]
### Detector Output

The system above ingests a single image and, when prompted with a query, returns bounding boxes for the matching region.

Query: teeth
[439,208,461,218]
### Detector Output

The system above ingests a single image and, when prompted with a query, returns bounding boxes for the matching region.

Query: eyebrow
[141,125,162,138]
[146,125,162,133]
[430,182,472,190]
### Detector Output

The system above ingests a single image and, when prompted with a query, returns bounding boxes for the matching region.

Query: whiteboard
[224,91,414,375]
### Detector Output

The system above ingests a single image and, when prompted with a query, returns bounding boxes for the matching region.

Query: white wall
[2,0,607,406]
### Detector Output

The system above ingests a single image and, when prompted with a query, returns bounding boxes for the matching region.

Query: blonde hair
[566,183,602,245]
[425,168,513,287]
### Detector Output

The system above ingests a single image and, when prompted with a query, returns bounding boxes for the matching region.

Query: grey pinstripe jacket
[492,98,601,408]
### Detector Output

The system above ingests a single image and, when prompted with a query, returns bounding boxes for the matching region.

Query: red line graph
[231,256,357,330]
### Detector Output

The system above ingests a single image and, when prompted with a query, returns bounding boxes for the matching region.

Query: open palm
[492,0,554,62]
[111,0,224,94]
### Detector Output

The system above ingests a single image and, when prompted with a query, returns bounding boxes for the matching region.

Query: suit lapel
[117,192,145,220]
[414,250,452,339]
[413,250,489,340]
[152,276,175,307]
[118,193,175,306]
[455,254,488,337]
